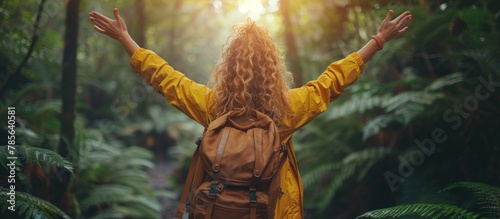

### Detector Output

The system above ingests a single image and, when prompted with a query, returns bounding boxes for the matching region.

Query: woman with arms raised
[89,8,411,219]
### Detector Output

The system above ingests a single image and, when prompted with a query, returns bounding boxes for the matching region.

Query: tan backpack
[175,110,288,219]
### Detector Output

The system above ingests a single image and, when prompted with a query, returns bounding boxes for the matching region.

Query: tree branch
[0,0,47,92]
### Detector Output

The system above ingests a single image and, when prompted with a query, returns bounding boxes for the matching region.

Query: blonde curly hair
[208,20,292,124]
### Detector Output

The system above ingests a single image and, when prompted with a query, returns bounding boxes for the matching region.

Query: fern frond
[0,146,74,174]
[113,203,161,219]
[121,146,154,161]
[79,184,136,211]
[442,182,500,217]
[132,195,163,213]
[81,185,161,219]
[302,148,391,211]
[383,91,445,123]
[362,114,403,141]
[302,162,341,188]
[111,157,155,169]
[356,203,483,219]
[102,170,151,192]
[426,72,465,91]
[327,94,391,120]
[342,147,392,164]
[317,161,356,210]
[88,208,125,219]
[20,146,74,174]
[0,187,71,219]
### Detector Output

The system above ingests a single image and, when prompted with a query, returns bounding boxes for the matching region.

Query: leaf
[441,182,500,218]
[356,203,483,219]
[0,187,71,219]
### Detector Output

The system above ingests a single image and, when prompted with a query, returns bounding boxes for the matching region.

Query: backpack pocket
[190,182,270,219]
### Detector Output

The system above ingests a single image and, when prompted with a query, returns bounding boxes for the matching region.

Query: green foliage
[291,1,499,218]
[2,0,499,219]
[357,204,482,219]
[357,182,500,219]
[76,131,161,219]
[0,145,74,174]
[301,147,391,211]
[442,182,500,218]
[0,188,71,219]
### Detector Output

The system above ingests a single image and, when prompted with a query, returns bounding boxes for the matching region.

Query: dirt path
[148,160,182,219]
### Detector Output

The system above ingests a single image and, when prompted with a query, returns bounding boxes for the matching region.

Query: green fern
[79,184,161,219]
[0,146,73,174]
[0,187,71,219]
[76,130,162,219]
[356,203,483,219]
[357,182,500,219]
[327,94,391,120]
[79,184,137,211]
[302,147,391,211]
[442,182,500,218]
[363,114,403,141]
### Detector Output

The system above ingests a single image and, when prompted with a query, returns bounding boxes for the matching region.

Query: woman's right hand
[89,8,129,41]
[89,8,139,56]
[376,10,412,43]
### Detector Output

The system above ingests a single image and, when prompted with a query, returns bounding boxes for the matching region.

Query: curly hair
[208,20,292,124]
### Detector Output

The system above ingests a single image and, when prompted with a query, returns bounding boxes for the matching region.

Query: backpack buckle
[249,188,257,206]
[279,144,287,152]
[195,137,202,146]
[208,182,218,198]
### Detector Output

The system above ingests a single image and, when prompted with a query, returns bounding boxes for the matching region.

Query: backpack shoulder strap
[175,138,202,219]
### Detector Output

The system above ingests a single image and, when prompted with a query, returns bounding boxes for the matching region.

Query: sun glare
[238,0,265,19]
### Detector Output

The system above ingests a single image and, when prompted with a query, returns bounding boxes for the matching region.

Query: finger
[384,10,394,21]
[394,11,411,23]
[114,8,126,28]
[397,15,412,28]
[93,25,106,34]
[398,26,409,34]
[113,8,123,22]
[94,26,115,39]
[90,16,108,29]
[91,11,113,22]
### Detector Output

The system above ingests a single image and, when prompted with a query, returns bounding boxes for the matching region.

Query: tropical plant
[357,182,500,219]
[75,130,163,219]
[0,78,165,218]
[293,1,499,218]
[0,188,71,219]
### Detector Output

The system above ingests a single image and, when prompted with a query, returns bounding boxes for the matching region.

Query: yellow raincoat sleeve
[129,48,211,126]
[275,52,365,219]
[281,52,366,137]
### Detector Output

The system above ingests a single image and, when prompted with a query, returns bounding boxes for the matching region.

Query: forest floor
[148,160,181,219]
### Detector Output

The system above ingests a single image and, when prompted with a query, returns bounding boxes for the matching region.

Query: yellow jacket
[130,48,365,218]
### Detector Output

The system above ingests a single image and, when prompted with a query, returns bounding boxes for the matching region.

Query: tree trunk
[56,0,80,216]
[135,0,146,47]
[59,0,79,160]
[279,0,302,86]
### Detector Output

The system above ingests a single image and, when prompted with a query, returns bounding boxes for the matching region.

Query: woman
[89,8,411,219]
